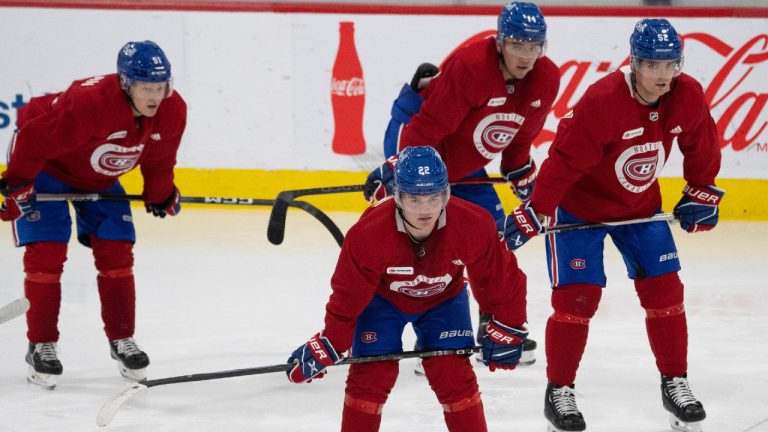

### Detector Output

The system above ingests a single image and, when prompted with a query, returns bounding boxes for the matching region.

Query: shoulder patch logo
[669,125,683,134]
[487,97,507,107]
[622,127,644,140]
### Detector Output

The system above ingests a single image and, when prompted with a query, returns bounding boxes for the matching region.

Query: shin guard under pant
[423,354,486,432]
[23,242,68,342]
[546,283,602,386]
[635,272,687,377]
[91,237,135,340]
[342,361,399,432]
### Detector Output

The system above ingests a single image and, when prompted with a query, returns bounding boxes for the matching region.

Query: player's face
[129,81,168,117]
[399,191,447,239]
[497,39,545,80]
[633,59,681,102]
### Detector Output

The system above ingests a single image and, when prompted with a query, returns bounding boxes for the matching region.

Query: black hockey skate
[474,312,537,366]
[544,382,586,432]
[661,374,706,432]
[26,342,63,390]
[110,337,150,381]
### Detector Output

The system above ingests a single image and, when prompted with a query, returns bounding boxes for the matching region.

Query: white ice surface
[1,209,767,432]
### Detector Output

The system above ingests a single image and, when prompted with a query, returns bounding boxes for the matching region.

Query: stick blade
[96,382,148,427]
[0,298,30,325]
[266,192,293,245]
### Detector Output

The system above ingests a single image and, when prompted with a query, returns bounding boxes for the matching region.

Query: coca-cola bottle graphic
[331,21,366,155]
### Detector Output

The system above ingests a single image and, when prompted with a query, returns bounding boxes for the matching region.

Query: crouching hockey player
[0,40,186,389]
[287,146,529,431]
[496,19,717,432]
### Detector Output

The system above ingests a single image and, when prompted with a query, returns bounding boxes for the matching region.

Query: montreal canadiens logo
[473,112,524,160]
[570,259,586,270]
[614,141,666,193]
[361,332,377,343]
[90,143,145,176]
[390,274,453,298]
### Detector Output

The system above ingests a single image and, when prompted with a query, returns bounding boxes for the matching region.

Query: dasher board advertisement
[1,6,766,179]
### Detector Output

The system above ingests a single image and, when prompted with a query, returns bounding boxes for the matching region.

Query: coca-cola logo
[90,143,144,176]
[450,30,768,151]
[331,77,365,97]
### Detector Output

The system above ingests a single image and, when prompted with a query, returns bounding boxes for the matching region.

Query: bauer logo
[361,332,377,343]
[570,259,586,270]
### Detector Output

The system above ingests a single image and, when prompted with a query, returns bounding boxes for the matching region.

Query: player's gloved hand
[673,184,725,233]
[496,203,545,251]
[287,332,341,384]
[363,155,398,204]
[481,319,528,372]
[0,179,36,222]
[502,158,537,204]
[145,185,181,218]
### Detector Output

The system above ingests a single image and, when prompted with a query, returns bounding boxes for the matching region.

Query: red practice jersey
[531,67,721,222]
[399,37,560,180]
[322,198,527,352]
[3,74,187,203]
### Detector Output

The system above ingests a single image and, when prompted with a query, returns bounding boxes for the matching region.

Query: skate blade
[413,360,425,376]
[27,367,58,390]
[117,364,147,381]
[670,413,703,432]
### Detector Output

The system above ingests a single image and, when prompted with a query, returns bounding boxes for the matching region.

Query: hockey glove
[287,332,341,384]
[362,155,398,204]
[502,158,537,204]
[481,320,528,372]
[0,179,36,222]
[673,184,725,233]
[145,185,181,218]
[496,203,545,251]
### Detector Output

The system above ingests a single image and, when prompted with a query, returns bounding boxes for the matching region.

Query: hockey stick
[541,212,675,235]
[0,297,30,325]
[34,193,345,247]
[96,346,481,427]
[267,177,507,246]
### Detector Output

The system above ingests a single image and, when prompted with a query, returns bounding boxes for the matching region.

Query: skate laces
[35,343,59,361]
[115,338,143,357]
[665,376,699,406]
[552,385,582,416]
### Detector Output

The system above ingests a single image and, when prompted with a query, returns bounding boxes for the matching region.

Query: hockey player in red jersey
[288,146,529,432]
[497,19,720,432]
[0,41,186,389]
[363,0,560,364]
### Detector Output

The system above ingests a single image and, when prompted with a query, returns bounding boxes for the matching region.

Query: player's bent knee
[345,361,399,404]
[344,394,384,415]
[551,283,602,323]
[91,237,134,271]
[634,272,684,311]
[423,355,479,404]
[442,392,482,413]
[23,242,68,276]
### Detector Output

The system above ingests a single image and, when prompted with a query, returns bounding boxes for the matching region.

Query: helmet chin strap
[630,72,660,107]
